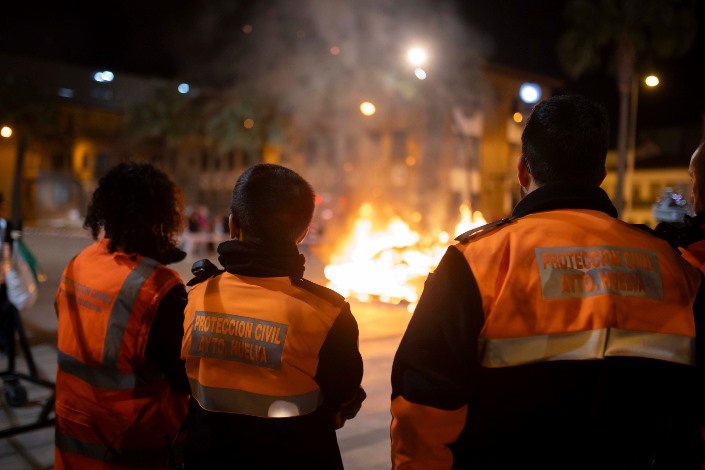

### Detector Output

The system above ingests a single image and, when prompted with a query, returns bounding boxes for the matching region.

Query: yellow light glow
[513,112,523,123]
[243,118,254,129]
[360,102,376,116]
[645,75,659,87]
[0,126,12,138]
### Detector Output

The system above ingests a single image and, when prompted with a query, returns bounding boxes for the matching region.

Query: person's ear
[517,155,531,189]
[295,226,310,245]
[228,214,242,240]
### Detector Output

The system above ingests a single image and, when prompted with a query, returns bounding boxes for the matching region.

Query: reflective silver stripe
[480,328,695,368]
[102,258,159,367]
[57,349,142,390]
[189,378,322,418]
[58,257,160,389]
[55,429,166,463]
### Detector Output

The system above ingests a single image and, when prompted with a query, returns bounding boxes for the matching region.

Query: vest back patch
[190,311,288,369]
[535,246,663,300]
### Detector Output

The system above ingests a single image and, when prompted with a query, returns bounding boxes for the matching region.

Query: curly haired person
[54,162,190,469]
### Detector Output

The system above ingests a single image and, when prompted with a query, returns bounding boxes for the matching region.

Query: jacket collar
[217,238,305,278]
[511,183,618,219]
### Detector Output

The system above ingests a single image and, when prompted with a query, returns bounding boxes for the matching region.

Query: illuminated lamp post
[407,47,428,81]
[623,74,659,221]
[359,101,376,116]
[519,82,542,106]
[1,124,26,230]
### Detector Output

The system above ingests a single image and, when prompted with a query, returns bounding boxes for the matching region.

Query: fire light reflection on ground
[324,202,486,313]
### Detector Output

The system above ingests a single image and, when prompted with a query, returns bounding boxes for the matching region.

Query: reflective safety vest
[182,273,342,418]
[458,209,701,368]
[681,239,705,274]
[54,239,188,470]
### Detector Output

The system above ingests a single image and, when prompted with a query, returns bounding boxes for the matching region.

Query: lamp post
[623,74,659,221]
[1,125,24,230]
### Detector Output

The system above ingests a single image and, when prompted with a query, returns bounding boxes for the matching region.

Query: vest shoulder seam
[290,277,345,307]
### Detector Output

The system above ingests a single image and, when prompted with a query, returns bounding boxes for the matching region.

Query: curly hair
[84,162,184,261]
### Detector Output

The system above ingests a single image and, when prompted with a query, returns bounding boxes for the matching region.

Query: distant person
[657,140,705,273]
[181,163,366,468]
[0,192,13,354]
[390,94,705,469]
[54,162,190,469]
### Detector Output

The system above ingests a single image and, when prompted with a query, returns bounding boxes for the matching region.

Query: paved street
[0,229,411,469]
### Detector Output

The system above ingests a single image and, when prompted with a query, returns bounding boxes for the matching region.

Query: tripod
[0,296,55,439]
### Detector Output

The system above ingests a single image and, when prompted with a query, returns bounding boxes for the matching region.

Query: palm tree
[558,0,697,218]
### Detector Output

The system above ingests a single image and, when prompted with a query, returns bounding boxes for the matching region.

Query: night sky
[1,0,703,133]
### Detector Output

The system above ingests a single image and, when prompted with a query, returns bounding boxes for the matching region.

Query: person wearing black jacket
[656,140,705,273]
[0,192,13,354]
[391,95,705,470]
[181,163,365,469]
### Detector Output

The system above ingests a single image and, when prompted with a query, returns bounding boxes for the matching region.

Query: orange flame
[324,202,486,312]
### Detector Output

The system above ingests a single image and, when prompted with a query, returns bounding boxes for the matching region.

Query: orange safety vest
[182,273,342,418]
[459,209,701,368]
[54,239,188,470]
[391,209,703,470]
[681,239,705,275]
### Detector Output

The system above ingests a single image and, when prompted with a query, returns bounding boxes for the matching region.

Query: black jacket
[392,184,705,469]
[183,238,364,470]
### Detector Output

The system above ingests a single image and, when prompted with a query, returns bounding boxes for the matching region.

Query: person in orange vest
[54,162,190,469]
[181,163,365,469]
[390,94,705,470]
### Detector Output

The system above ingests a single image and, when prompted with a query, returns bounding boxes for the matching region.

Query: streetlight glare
[1,126,12,138]
[645,75,659,87]
[407,47,427,66]
[519,83,541,104]
[360,101,376,116]
[414,68,427,80]
[93,71,114,82]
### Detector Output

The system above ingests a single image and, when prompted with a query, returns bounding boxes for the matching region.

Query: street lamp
[519,83,542,104]
[406,47,427,66]
[360,101,376,116]
[623,74,660,220]
[407,47,428,80]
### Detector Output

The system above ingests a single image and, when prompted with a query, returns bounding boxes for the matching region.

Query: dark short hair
[231,163,315,242]
[84,162,184,259]
[522,94,609,186]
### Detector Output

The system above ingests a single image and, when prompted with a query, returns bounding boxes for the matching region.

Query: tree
[0,71,57,228]
[558,0,697,218]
